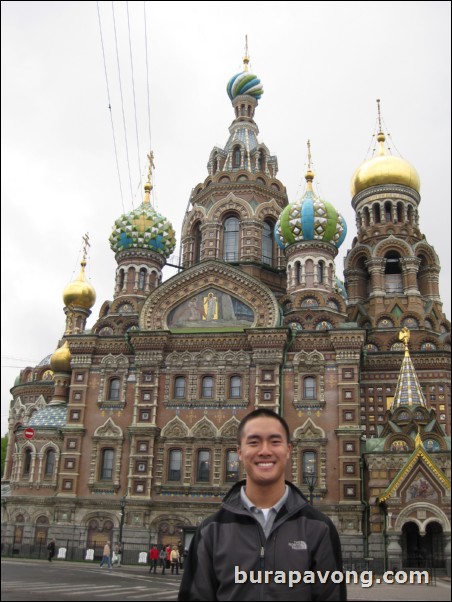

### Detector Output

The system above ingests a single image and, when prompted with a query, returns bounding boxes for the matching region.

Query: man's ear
[237,443,242,461]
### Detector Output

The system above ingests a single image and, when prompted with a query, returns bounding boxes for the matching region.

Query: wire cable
[96,1,125,213]
[127,1,144,204]
[112,0,135,209]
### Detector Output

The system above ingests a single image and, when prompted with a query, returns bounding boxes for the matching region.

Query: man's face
[237,417,291,488]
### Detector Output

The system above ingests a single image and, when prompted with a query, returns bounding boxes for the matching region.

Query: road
[1,559,181,601]
[2,558,451,601]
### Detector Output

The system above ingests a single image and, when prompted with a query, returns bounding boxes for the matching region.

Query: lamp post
[119,496,126,545]
[304,472,317,506]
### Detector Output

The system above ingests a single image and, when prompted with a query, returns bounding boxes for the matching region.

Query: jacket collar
[222,480,308,516]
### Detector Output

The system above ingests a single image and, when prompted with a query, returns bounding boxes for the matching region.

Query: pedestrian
[177,540,184,570]
[170,545,180,575]
[179,408,346,601]
[113,542,122,567]
[46,538,56,562]
[99,540,111,569]
[159,545,167,574]
[149,544,159,573]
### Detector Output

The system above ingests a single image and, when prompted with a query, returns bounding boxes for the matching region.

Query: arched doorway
[34,516,49,546]
[423,522,445,568]
[401,521,445,568]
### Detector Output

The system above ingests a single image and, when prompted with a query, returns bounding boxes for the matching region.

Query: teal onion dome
[109,201,176,257]
[275,190,347,250]
[227,71,263,101]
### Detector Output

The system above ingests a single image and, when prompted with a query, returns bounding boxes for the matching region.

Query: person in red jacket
[149,544,159,573]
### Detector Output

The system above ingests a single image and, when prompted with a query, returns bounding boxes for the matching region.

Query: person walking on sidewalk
[99,541,111,569]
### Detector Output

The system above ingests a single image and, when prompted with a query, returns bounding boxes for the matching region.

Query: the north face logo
[288,540,307,550]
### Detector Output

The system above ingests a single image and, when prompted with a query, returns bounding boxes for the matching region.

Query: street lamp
[119,496,127,544]
[304,472,317,506]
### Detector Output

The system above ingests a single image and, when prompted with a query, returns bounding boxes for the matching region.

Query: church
[2,52,450,571]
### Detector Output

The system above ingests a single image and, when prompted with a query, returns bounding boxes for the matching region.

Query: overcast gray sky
[2,1,450,436]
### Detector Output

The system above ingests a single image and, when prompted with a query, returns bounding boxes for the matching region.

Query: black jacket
[179,480,346,601]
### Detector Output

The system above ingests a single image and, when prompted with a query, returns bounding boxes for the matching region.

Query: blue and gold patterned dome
[275,166,347,250]
[109,155,176,257]
[227,54,263,101]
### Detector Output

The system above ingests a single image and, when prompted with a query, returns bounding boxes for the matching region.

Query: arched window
[232,147,241,168]
[108,378,120,401]
[197,450,211,482]
[385,251,403,293]
[226,450,239,482]
[174,376,186,399]
[138,268,146,290]
[318,261,324,284]
[295,261,301,284]
[396,202,403,222]
[168,449,182,481]
[193,222,202,263]
[302,451,317,482]
[262,221,274,266]
[119,269,125,289]
[258,153,265,172]
[44,449,56,477]
[23,449,32,476]
[385,201,392,223]
[100,448,114,480]
[230,375,242,399]
[223,217,240,261]
[373,203,381,223]
[303,377,316,399]
[202,376,214,399]
[364,207,370,227]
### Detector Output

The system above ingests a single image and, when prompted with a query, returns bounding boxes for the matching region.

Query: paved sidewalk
[347,577,450,601]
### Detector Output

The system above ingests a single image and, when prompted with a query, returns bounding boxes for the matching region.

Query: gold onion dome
[351,131,420,196]
[63,260,96,309]
[50,341,72,372]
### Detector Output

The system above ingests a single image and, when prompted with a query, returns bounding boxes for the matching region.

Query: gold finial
[376,98,386,149]
[81,233,90,267]
[415,425,424,449]
[305,139,315,191]
[144,151,155,205]
[243,35,250,72]
[399,326,410,356]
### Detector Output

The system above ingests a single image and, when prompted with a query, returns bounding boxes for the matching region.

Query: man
[179,409,346,601]
[47,538,56,562]
[99,540,111,569]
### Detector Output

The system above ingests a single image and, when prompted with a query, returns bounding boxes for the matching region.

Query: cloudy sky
[2,1,450,436]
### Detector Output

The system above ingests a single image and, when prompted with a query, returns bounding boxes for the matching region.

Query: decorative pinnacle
[81,233,90,267]
[243,35,249,72]
[398,326,411,357]
[144,151,155,204]
[305,139,315,191]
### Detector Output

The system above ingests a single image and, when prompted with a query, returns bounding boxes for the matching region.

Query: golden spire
[81,232,90,269]
[305,139,315,192]
[243,35,250,72]
[415,425,424,449]
[143,151,155,205]
[376,98,387,153]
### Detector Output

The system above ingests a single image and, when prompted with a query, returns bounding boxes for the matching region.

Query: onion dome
[50,341,72,372]
[227,52,263,101]
[109,153,176,257]
[63,259,96,309]
[351,131,420,196]
[275,151,347,249]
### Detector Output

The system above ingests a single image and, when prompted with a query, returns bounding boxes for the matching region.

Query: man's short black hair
[237,409,291,444]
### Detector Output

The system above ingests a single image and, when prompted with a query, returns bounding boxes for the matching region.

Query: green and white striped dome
[275,190,347,250]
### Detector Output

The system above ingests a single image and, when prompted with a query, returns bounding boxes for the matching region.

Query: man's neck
[244,480,286,508]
